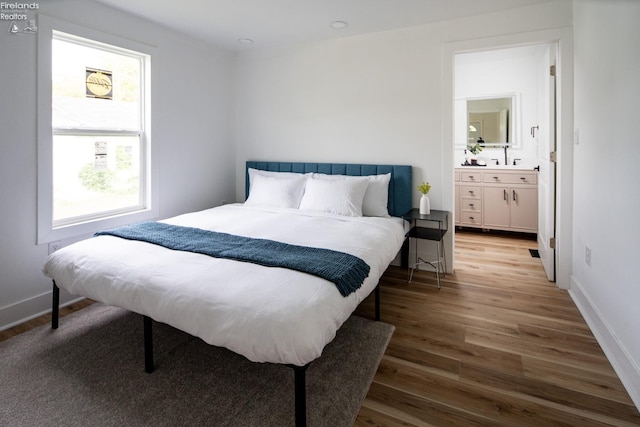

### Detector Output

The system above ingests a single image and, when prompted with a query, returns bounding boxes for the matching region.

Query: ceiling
[95,0,553,51]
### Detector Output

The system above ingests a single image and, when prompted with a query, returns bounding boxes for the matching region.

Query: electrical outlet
[585,246,591,267]
[48,241,63,255]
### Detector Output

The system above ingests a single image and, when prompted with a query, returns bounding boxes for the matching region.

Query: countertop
[457,165,538,171]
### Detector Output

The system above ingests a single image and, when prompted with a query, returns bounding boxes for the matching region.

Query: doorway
[452,42,558,282]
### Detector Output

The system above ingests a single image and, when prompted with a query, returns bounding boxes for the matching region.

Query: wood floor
[354,230,640,426]
[2,231,638,426]
[0,299,94,343]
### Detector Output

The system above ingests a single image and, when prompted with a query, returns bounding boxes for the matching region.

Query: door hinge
[550,65,556,76]
[550,237,556,249]
[549,151,557,162]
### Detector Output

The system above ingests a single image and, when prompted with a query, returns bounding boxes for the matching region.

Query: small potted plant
[467,138,484,165]
[417,181,431,215]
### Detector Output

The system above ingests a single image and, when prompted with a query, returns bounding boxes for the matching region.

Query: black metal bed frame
[51,281,381,427]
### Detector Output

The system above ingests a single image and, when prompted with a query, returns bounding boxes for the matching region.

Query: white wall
[0,0,235,329]
[571,0,640,407]
[234,1,573,271]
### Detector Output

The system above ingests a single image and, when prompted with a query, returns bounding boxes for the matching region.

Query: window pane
[52,36,141,131]
[53,135,141,224]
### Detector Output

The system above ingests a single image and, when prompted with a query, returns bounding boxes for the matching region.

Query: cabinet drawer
[484,172,537,184]
[461,185,481,199]
[461,212,482,226]
[454,171,460,182]
[461,172,482,183]
[461,199,481,211]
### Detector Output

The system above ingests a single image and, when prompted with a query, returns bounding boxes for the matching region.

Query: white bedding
[43,204,406,366]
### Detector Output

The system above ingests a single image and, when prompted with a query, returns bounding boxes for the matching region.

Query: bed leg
[293,364,308,427]
[143,316,154,373]
[375,284,381,321]
[51,281,60,329]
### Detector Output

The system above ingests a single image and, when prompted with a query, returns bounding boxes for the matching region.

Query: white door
[536,44,557,281]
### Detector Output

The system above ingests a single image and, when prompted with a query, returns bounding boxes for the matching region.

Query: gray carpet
[0,303,394,426]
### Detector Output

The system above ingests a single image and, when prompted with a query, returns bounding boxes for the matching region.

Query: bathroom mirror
[467,96,514,146]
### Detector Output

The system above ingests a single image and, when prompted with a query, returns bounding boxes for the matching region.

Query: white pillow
[311,173,391,217]
[248,168,308,185]
[362,173,391,217]
[245,173,307,209]
[299,176,369,217]
[247,168,311,208]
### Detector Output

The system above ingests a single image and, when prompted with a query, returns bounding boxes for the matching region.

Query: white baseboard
[569,275,640,410]
[0,288,84,332]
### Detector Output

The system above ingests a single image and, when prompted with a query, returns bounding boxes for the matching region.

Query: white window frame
[37,15,159,244]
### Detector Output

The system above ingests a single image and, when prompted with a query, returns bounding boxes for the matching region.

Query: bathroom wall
[454,44,550,167]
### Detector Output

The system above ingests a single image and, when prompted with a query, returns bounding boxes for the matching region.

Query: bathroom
[453,43,556,281]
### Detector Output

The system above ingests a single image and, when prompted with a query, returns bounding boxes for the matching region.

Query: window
[38,16,157,243]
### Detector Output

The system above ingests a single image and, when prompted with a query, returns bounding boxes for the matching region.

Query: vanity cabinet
[455,168,538,233]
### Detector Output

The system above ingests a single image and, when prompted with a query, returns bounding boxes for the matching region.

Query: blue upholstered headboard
[245,161,412,217]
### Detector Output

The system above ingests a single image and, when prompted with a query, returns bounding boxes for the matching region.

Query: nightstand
[401,209,449,289]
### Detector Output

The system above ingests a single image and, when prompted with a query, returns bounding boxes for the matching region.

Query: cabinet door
[483,187,510,228]
[510,187,538,231]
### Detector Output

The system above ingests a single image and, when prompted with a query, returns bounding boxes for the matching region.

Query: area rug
[0,303,394,426]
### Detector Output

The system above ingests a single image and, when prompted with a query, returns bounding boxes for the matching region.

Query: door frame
[442,28,574,290]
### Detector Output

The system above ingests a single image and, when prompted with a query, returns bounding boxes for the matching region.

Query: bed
[44,161,412,426]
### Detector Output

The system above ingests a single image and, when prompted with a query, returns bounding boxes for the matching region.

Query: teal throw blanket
[95,222,370,297]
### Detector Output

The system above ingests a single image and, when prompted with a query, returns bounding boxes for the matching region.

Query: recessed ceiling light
[237,38,254,45]
[330,21,348,30]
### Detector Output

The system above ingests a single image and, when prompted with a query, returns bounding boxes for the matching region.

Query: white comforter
[43,204,406,366]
